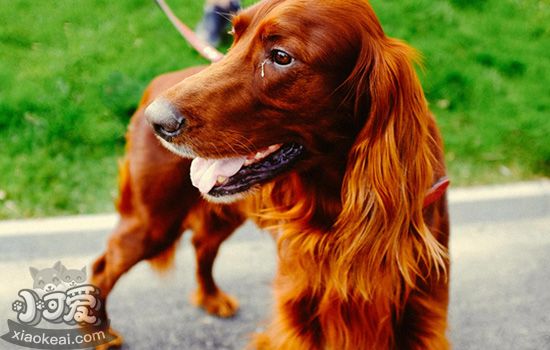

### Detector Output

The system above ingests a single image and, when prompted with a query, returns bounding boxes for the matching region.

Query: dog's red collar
[423,176,450,208]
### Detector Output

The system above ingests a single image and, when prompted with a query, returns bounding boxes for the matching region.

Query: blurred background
[0,0,548,219]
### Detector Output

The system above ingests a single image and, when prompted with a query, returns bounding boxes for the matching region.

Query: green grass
[0,0,548,219]
[371,0,550,185]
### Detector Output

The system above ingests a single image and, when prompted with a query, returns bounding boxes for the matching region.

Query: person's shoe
[196,0,241,47]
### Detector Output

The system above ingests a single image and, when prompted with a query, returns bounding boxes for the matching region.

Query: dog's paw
[190,289,239,318]
[94,327,123,350]
[252,332,272,350]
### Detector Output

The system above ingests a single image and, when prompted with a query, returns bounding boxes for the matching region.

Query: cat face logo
[29,261,63,294]
[60,265,87,288]
[29,261,87,296]
[2,261,116,349]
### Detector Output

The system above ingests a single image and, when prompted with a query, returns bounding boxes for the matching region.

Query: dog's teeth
[217,176,228,184]
[245,144,281,165]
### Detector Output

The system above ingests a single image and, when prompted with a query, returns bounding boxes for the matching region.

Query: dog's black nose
[145,99,186,140]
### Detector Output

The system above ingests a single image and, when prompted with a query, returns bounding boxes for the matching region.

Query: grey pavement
[0,181,549,349]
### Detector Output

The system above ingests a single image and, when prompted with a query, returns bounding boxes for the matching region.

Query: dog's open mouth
[190,143,304,198]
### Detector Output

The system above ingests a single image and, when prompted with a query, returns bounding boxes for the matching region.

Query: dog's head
[146,0,436,206]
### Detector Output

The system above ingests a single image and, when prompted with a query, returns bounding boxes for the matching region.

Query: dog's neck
[246,161,345,233]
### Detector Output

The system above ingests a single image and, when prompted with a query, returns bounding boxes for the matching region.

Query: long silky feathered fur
[92,1,451,349]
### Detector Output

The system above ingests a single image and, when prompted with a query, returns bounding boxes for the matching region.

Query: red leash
[155,0,224,63]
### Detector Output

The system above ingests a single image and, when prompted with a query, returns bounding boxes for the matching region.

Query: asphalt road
[0,181,548,350]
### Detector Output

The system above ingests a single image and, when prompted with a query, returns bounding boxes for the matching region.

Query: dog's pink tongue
[190,156,246,194]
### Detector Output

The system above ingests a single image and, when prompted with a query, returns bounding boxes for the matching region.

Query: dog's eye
[270,49,293,66]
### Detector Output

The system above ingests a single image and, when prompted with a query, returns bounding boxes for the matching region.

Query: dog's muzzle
[145,99,186,141]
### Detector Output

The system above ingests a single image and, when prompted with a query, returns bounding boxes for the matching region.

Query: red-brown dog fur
[92,0,450,349]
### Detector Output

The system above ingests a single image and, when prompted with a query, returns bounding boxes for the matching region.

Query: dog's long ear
[331,35,447,298]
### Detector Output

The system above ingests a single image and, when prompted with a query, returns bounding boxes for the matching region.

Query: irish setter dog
[92,0,450,349]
